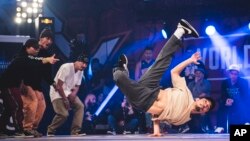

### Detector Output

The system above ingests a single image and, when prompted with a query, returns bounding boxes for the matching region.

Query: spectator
[217,64,249,133]
[83,93,97,134]
[134,47,155,133]
[107,97,139,135]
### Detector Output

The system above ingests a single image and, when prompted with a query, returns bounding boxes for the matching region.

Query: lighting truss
[15,0,44,24]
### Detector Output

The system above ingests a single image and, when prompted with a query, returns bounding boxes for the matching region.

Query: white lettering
[234,129,241,136]
[196,45,250,70]
[232,46,238,65]
[220,46,231,70]
[234,129,247,136]
[209,47,220,70]
[244,45,250,68]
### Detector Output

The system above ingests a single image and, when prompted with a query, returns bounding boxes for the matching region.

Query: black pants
[113,35,182,111]
[0,88,24,133]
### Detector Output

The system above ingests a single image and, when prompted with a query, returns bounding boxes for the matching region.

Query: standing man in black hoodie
[21,28,59,137]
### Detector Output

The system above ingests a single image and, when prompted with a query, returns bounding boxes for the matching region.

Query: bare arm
[57,79,70,110]
[148,115,163,137]
[171,52,201,79]
[149,119,162,137]
[68,85,80,103]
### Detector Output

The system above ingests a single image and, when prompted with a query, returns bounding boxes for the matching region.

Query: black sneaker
[178,19,199,38]
[23,130,42,138]
[178,125,190,133]
[118,54,128,70]
[13,131,26,138]
[33,130,43,137]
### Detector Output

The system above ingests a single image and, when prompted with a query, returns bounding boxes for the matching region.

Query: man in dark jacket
[21,28,59,137]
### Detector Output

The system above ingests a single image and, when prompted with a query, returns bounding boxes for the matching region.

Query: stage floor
[0,134,229,141]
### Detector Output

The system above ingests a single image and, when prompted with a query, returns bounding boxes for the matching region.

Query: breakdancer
[113,19,215,136]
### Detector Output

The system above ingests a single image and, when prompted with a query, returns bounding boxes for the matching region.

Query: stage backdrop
[181,34,250,106]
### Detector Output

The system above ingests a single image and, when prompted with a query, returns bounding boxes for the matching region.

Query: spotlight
[21,12,27,18]
[26,7,32,13]
[15,17,22,24]
[38,0,44,3]
[161,29,168,39]
[33,8,38,13]
[27,18,32,23]
[248,23,250,30]
[16,7,21,12]
[21,1,27,7]
[15,0,43,24]
[32,3,38,8]
[16,13,21,17]
[205,25,216,36]
[161,21,168,39]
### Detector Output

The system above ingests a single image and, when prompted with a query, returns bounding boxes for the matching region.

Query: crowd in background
[1,31,250,137]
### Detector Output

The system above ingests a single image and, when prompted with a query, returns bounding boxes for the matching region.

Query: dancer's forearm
[153,120,160,134]
[171,52,201,77]
[171,58,193,76]
[149,120,162,137]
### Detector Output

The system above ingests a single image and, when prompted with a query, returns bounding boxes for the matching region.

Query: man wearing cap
[0,38,58,137]
[188,67,211,99]
[218,64,249,132]
[21,28,59,137]
[47,55,88,136]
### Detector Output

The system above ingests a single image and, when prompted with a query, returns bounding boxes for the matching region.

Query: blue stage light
[161,29,168,39]
[206,25,216,36]
[94,85,118,116]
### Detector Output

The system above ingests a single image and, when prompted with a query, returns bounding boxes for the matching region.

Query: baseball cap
[40,28,53,39]
[77,55,89,63]
[24,38,39,49]
[227,64,240,72]
[195,68,205,74]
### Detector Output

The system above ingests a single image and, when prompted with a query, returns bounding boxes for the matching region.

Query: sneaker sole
[180,19,199,38]
[71,133,86,136]
[14,135,34,138]
[122,54,128,70]
[120,54,128,66]
[180,128,190,133]
[118,54,128,70]
[47,135,55,137]
[122,54,128,66]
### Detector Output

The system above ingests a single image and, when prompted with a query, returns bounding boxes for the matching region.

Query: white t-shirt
[50,63,83,102]
[157,76,194,125]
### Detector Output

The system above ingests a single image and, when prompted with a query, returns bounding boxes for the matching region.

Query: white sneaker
[107,130,116,135]
[214,127,224,133]
[123,131,131,135]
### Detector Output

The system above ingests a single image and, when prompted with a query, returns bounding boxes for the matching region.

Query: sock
[174,27,185,39]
